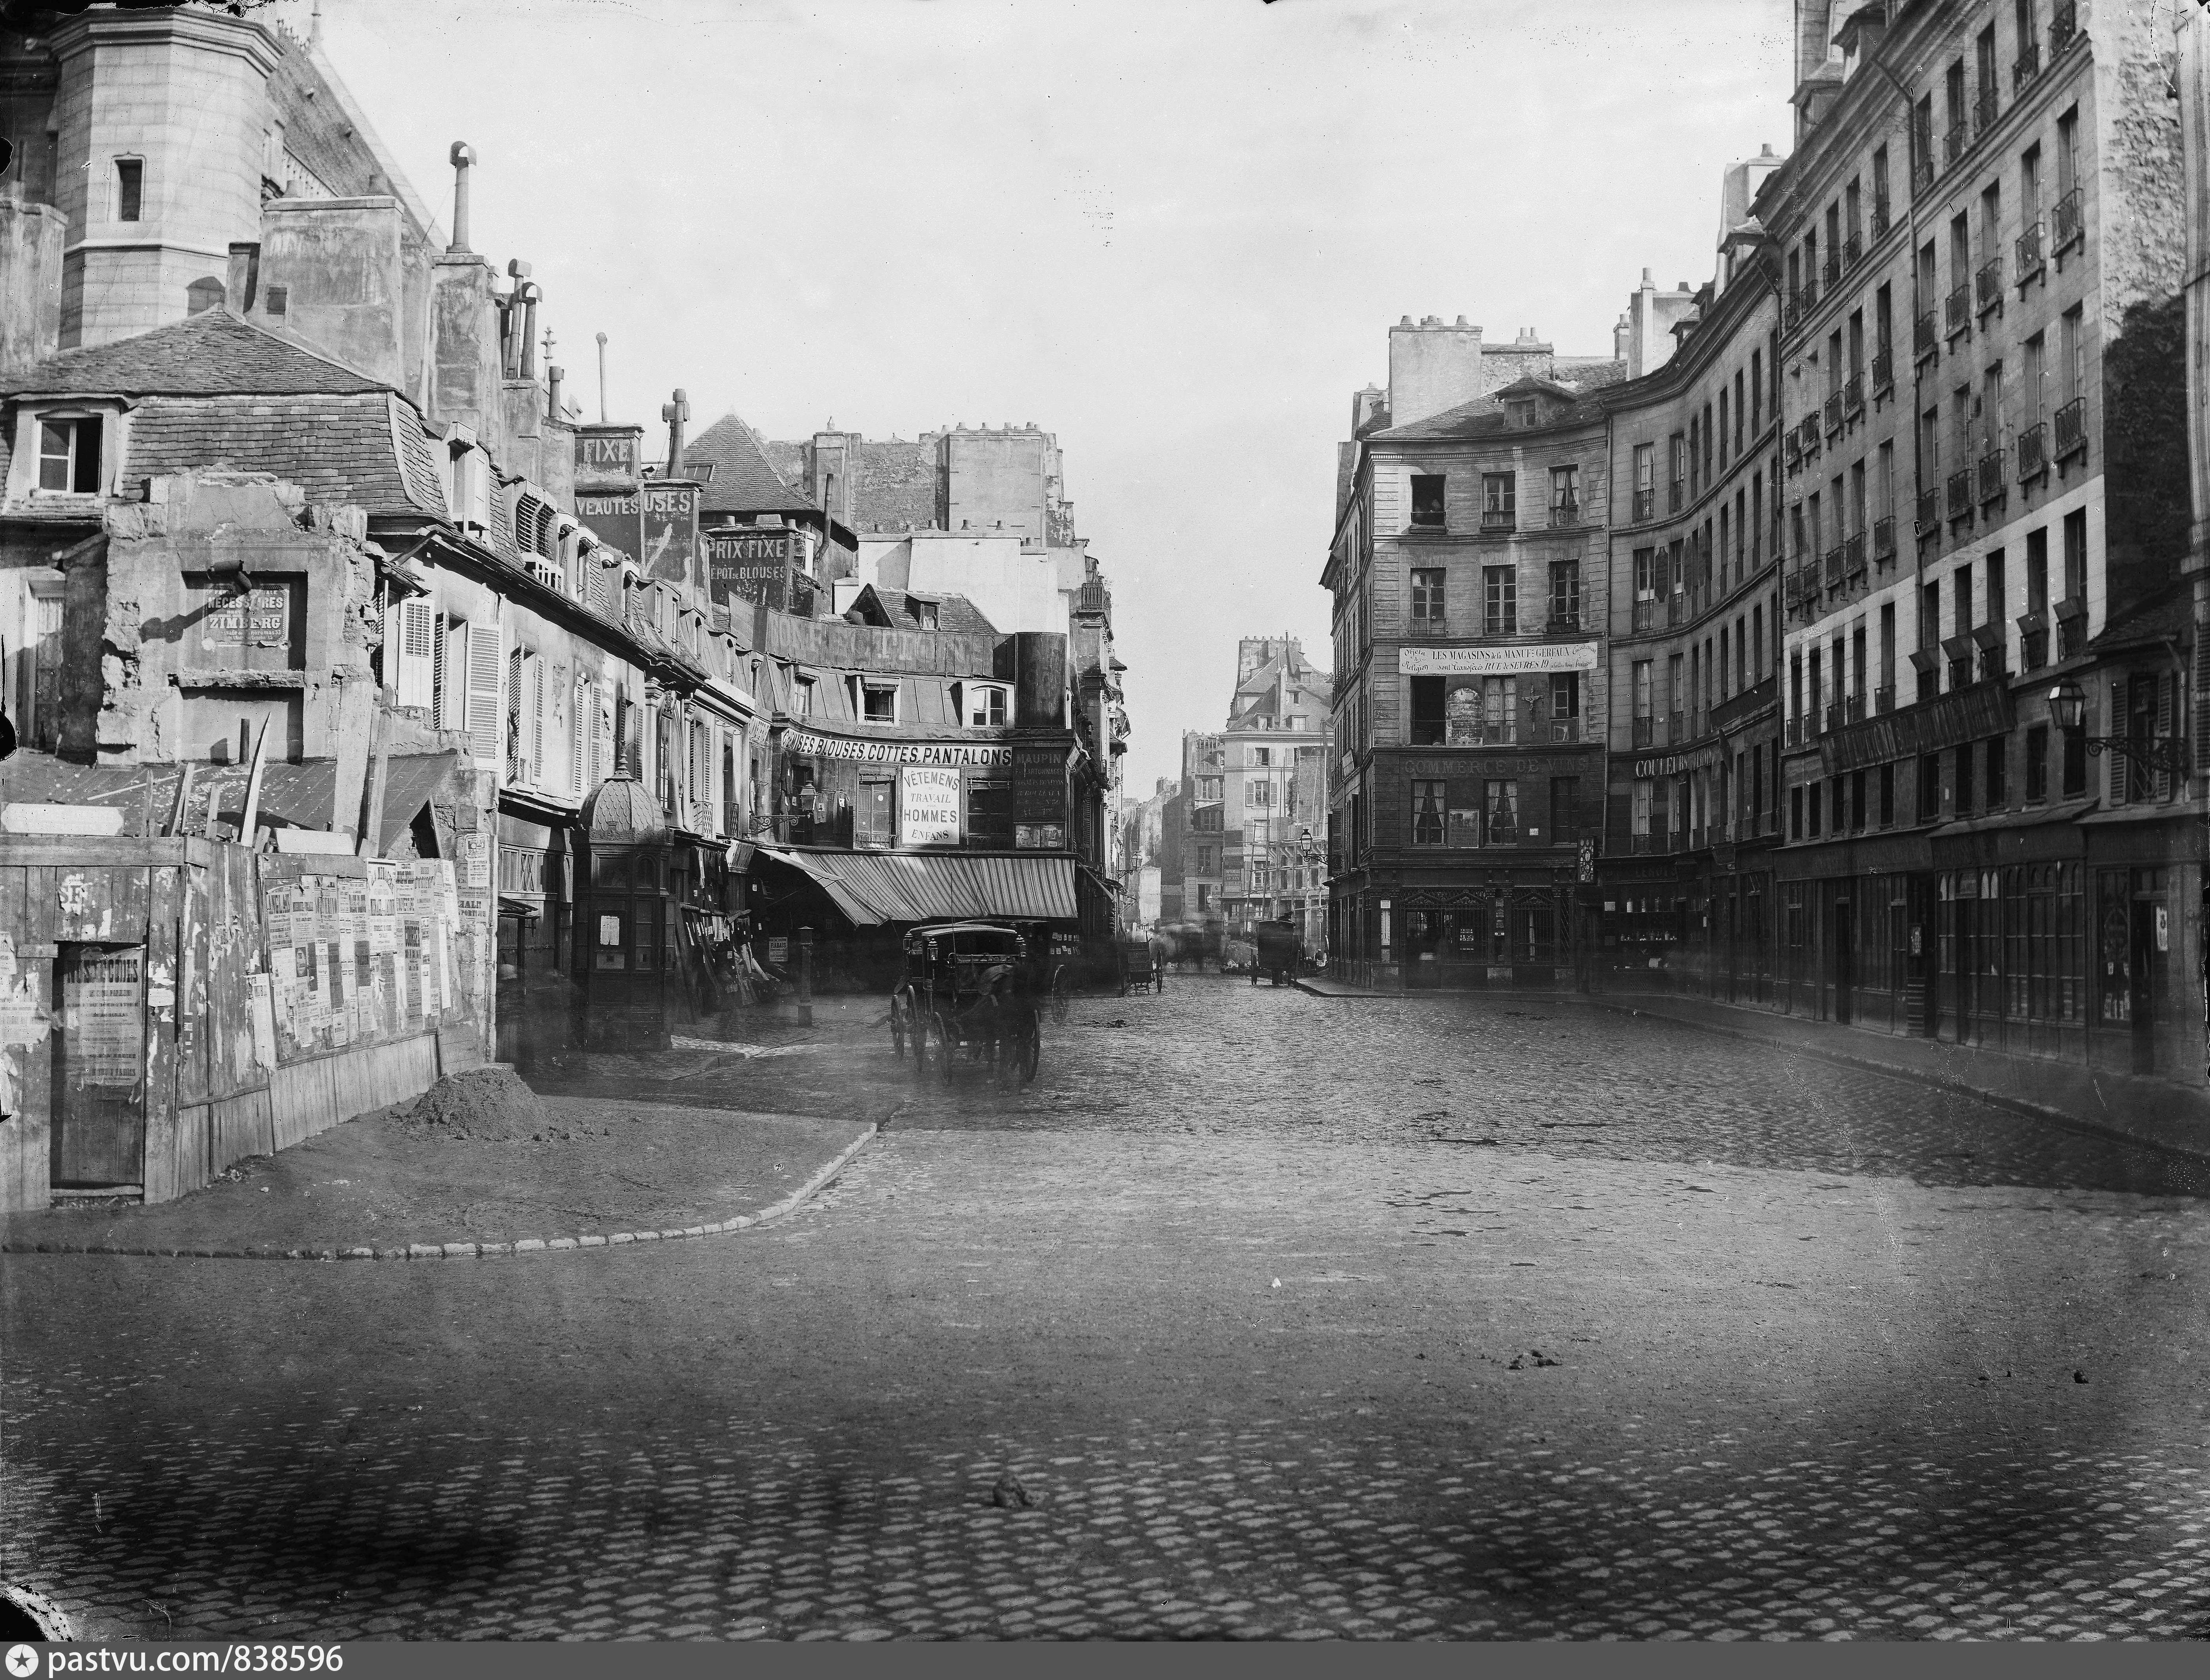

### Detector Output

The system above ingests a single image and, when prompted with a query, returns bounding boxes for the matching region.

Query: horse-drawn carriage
[888,922,1043,1084]
[1251,919,1302,987]
[1118,932,1164,995]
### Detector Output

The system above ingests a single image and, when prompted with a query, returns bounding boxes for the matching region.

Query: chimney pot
[1761,142,1775,156]
[1398,315,1413,326]
[1641,267,1653,285]
[446,142,475,253]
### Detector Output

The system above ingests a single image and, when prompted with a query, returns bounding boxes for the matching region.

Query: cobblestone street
[5,978,2208,1640]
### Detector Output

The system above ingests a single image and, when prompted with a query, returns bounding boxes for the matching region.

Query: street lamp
[2046,677,2191,779]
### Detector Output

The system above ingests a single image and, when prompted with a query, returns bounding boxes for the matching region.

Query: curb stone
[2,1125,877,1262]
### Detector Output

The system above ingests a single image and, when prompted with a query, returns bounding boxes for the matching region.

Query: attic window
[114,158,142,222]
[965,683,1009,727]
[36,416,102,494]
[1510,401,1536,428]
[859,680,899,724]
[911,598,940,630]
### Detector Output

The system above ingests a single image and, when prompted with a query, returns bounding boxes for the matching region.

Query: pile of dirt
[396,1066,575,1144]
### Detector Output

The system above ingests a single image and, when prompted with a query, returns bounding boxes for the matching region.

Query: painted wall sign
[573,426,642,482]
[706,529,794,609]
[201,584,291,651]
[1400,643,1598,676]
[1014,744,1069,828]
[575,491,642,557]
[899,767,963,848]
[641,484,701,588]
[1632,745,1726,779]
[784,729,1014,767]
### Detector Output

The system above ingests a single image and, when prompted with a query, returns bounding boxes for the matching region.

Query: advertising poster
[64,947,144,1091]
[899,767,963,848]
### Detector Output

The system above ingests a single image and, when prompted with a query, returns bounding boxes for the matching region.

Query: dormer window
[1509,400,1536,428]
[963,682,1009,727]
[37,416,102,494]
[912,598,939,630]
[853,676,899,723]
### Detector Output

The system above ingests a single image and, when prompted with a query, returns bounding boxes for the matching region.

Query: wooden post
[357,703,391,858]
[238,718,271,846]
[796,924,814,1027]
[163,760,194,837]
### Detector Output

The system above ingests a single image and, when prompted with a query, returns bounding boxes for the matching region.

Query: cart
[1252,920,1302,987]
[888,922,1041,1084]
[1119,934,1162,995]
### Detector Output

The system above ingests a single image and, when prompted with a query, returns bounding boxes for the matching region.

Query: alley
[4,978,2208,1641]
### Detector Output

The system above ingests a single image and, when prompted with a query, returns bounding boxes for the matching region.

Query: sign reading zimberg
[706,529,796,609]
[1399,644,1598,676]
[783,729,1014,767]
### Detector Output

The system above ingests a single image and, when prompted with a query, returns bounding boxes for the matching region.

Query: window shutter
[430,616,449,729]
[530,657,544,783]
[2108,677,2129,806]
[572,678,586,793]
[2157,672,2176,800]
[394,600,435,710]
[506,646,524,782]
[466,622,502,766]
[591,681,608,788]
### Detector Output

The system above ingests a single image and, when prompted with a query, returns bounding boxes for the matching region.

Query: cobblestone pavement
[4,978,2207,1640]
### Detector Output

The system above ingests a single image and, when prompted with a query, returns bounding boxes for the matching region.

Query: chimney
[662,388,690,476]
[1386,314,1484,429]
[447,142,475,253]
[1350,383,1387,436]
[224,241,260,313]
[519,282,541,380]
[253,195,407,386]
[546,364,564,418]
[0,200,65,375]
[1613,313,1630,363]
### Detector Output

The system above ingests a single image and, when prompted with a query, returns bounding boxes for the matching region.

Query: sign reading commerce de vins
[1399,644,1598,676]
[783,729,1015,767]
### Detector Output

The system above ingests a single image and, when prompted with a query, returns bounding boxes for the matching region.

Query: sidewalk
[1,1084,874,1260]
[1296,973,2210,1167]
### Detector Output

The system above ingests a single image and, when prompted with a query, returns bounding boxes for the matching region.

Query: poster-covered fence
[0,836,480,1214]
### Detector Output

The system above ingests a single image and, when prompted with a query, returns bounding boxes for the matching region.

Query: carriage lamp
[2046,677,2192,778]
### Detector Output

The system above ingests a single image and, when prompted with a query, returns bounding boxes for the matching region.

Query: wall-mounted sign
[641,484,701,588]
[1014,744,1069,827]
[202,584,291,651]
[1015,823,1065,851]
[899,766,962,847]
[1400,643,1598,676]
[1632,744,1726,779]
[706,529,796,609]
[576,490,642,558]
[574,425,642,484]
[783,729,1014,767]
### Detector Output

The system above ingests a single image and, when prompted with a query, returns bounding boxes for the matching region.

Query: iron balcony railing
[1549,498,1581,528]
[1844,372,1866,417]
[1668,710,1686,745]
[1633,600,1657,632]
[1784,432,1804,473]
[1873,684,1896,715]
[1824,546,1846,589]
[1975,256,2003,315]
[2052,1,2078,58]
[1480,509,1515,531]
[1944,122,1968,168]
[1409,611,1446,635]
[2054,395,2087,462]
[2014,40,2041,90]
[1823,392,1845,435]
[2018,420,2048,480]
[1944,283,1971,339]
[2057,605,2086,659]
[1669,480,1686,513]
[1667,593,1688,627]
[1824,703,1846,734]
[1550,718,1582,744]
[1799,415,1823,455]
[1872,514,1896,562]
[1978,447,2006,505]
[1633,487,1655,521]
[1871,197,1892,241]
[1914,310,1939,362]
[1785,716,1808,749]
[2020,627,2048,671]
[2052,186,2083,253]
[1844,531,1867,577]
[1633,716,1655,748]
[1871,347,1894,395]
[1547,611,1581,635]
[1821,252,1841,289]
[1973,89,1999,137]
[2015,219,2045,284]
[1946,468,1973,521]
[1846,692,1867,724]
[1914,485,1943,535]
[1844,230,1864,271]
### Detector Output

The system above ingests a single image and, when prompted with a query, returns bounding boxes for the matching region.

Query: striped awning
[753,847,1081,926]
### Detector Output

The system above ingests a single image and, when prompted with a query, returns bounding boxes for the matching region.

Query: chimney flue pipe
[448,143,475,253]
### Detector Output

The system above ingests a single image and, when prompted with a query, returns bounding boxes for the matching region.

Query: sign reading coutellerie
[783,729,1014,767]
[1399,644,1598,676]
[1631,745,1726,779]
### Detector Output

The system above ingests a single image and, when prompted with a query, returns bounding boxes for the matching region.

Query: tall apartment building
[1769,0,2195,1080]
[1325,324,1623,988]
[1219,636,1331,954]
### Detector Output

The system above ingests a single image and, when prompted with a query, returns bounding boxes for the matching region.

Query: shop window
[968,780,1014,848]
[36,415,102,493]
[856,777,894,848]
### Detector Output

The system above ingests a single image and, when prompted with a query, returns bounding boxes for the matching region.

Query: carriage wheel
[1050,965,1072,1023]
[889,991,908,1059]
[936,1013,958,1084]
[1010,1019,1040,1085]
[912,1011,939,1081]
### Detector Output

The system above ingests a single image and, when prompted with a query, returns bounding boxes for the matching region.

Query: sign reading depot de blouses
[706,527,808,612]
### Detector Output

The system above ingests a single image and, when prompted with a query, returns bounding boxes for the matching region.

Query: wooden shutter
[393,600,435,711]
[506,646,524,782]
[590,681,607,788]
[530,656,544,783]
[2157,671,2176,801]
[2108,676,2129,806]
[430,615,450,729]
[571,677,586,793]
[465,622,502,766]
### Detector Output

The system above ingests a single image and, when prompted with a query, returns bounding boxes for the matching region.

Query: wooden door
[52,944,146,1188]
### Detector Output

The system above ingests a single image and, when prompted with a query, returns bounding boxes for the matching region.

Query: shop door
[51,944,147,1189]
[2130,897,2161,1076]
[1404,911,1444,988]
[1832,898,1855,1025]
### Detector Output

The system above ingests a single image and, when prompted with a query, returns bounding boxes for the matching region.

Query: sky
[280,0,1796,795]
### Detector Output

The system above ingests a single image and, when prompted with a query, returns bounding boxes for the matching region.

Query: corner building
[1767,0,2199,1082]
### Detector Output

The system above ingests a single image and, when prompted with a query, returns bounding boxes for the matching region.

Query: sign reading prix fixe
[573,425,642,484]
[898,766,963,847]
[783,729,1014,767]
[1399,644,1598,676]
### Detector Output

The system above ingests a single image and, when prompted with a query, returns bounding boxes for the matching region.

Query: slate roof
[0,307,389,399]
[848,585,997,637]
[688,414,814,516]
[1372,384,1609,442]
[122,393,448,520]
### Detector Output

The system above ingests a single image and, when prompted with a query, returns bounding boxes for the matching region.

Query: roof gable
[0,307,390,400]
[688,413,814,515]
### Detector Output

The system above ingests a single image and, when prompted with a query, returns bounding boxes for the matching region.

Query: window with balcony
[1668,435,1687,511]
[1633,443,1655,520]
[1409,474,1446,528]
[1484,565,1517,635]
[1481,473,1515,530]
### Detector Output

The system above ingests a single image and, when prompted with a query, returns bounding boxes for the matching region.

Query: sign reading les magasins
[1399,644,1598,676]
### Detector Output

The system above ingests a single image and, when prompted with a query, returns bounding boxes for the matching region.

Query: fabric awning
[754,847,1081,926]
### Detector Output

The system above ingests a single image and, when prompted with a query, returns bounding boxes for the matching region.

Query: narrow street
[4,978,2207,1641]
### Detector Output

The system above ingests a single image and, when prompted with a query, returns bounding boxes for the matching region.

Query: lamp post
[2047,678,2191,780]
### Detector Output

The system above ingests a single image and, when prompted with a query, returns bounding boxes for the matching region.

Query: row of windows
[1630,342,1772,518]
[1407,467,1581,531]
[1407,673,1581,748]
[1407,776,1586,847]
[1409,560,1580,633]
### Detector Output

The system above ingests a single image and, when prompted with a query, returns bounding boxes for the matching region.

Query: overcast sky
[287,0,1795,794]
